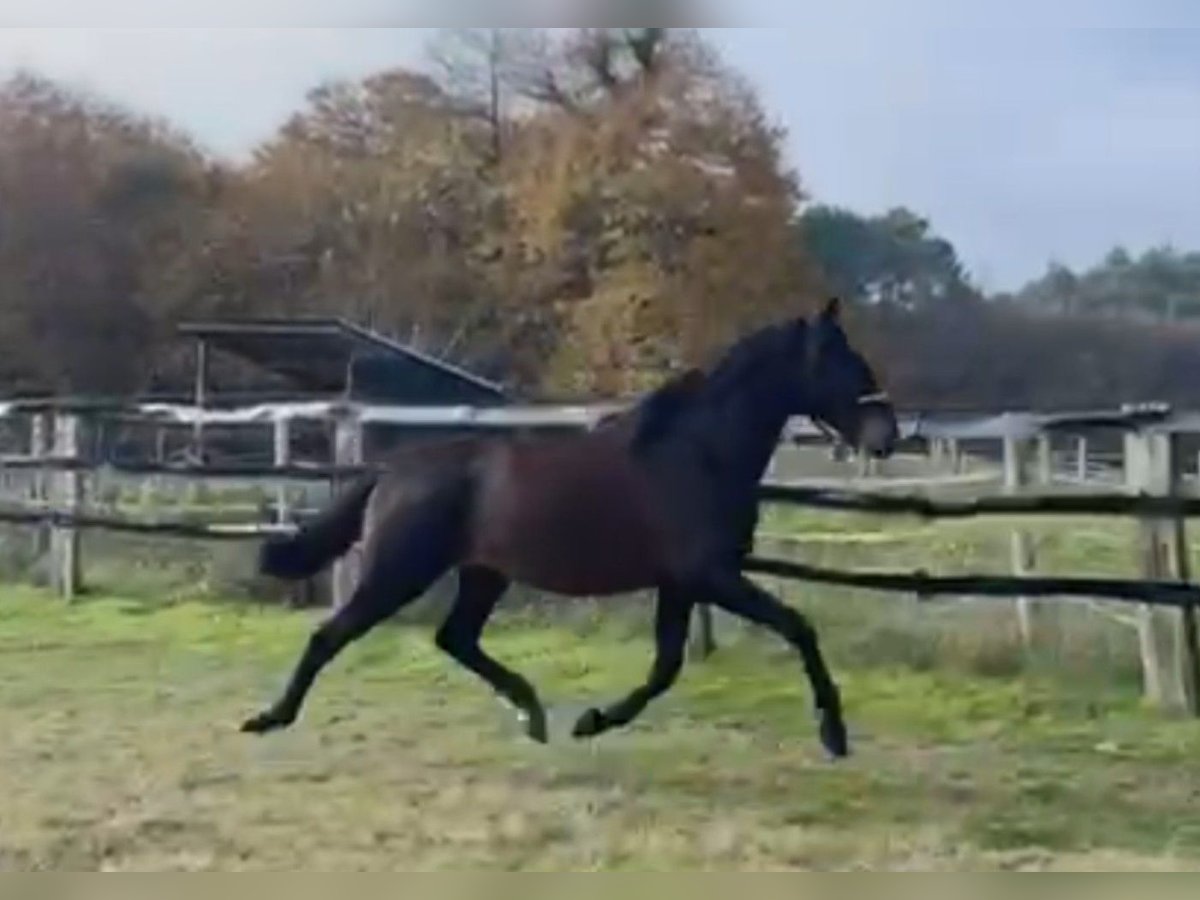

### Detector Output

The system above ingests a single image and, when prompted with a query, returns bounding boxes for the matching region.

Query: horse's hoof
[818,711,850,760]
[522,708,550,745]
[240,710,293,735]
[571,708,607,740]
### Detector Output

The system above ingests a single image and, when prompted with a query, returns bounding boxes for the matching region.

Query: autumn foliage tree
[186,28,821,397]
[472,29,821,395]
[0,73,215,394]
[192,71,505,360]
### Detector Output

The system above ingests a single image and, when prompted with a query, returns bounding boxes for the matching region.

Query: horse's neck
[699,384,792,491]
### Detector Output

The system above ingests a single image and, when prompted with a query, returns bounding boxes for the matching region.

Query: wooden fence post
[688,605,718,662]
[1004,434,1040,649]
[928,438,944,471]
[1124,430,1200,714]
[29,412,51,559]
[1076,436,1090,484]
[331,410,363,610]
[141,426,167,508]
[49,412,83,600]
[192,339,208,462]
[1169,464,1200,718]
[273,415,311,607]
[948,439,964,475]
[273,416,292,525]
[1037,435,1054,485]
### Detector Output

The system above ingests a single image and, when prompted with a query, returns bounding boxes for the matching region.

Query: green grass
[760,505,1149,579]
[2,586,1200,871]
[2,481,1199,870]
[756,506,1155,690]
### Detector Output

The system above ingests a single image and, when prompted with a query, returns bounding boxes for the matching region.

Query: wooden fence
[1,399,1199,716]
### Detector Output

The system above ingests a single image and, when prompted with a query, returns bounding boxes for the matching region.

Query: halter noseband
[810,391,892,445]
[858,391,890,406]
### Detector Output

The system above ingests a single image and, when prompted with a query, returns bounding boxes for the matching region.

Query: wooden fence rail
[760,484,1200,519]
[14,457,1200,520]
[5,503,1198,608]
[0,506,289,540]
[743,556,1200,609]
[0,456,370,482]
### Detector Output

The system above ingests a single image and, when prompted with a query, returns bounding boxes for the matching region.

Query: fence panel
[2,400,1200,715]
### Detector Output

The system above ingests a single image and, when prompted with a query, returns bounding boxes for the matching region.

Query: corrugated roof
[178,317,508,406]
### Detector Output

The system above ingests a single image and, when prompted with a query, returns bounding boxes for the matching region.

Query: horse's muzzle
[859,407,899,459]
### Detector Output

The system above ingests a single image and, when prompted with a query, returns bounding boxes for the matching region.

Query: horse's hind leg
[435,566,549,744]
[572,587,693,740]
[242,484,467,735]
[240,573,426,734]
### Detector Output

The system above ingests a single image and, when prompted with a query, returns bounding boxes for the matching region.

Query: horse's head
[695,299,898,460]
[798,297,898,459]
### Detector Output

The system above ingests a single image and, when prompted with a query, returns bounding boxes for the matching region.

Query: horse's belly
[469,448,665,596]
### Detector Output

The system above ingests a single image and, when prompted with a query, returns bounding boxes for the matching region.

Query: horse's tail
[259,475,378,580]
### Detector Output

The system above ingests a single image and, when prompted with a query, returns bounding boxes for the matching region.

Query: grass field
[3,503,1200,871]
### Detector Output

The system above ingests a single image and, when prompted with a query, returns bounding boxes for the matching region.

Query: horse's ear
[805,297,844,369]
[819,296,842,325]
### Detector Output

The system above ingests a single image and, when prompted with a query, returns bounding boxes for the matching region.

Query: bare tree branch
[625,28,667,75]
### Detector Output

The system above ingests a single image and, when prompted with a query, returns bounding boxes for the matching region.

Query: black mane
[700,321,796,400]
[595,367,707,451]
[625,321,797,453]
[625,368,706,451]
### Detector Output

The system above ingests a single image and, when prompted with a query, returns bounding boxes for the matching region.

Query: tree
[1013,245,1200,322]
[798,205,978,310]
[0,72,215,394]
[474,29,820,396]
[195,68,514,374]
[425,28,555,164]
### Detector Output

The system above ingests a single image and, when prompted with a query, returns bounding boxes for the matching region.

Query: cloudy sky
[2,2,1199,290]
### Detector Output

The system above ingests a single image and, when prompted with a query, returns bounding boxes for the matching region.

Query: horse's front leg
[703,571,849,759]
[572,588,693,739]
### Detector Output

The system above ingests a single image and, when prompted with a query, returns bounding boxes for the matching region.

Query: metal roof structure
[177,317,508,407]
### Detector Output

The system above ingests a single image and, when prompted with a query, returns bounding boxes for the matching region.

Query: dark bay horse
[242,299,898,759]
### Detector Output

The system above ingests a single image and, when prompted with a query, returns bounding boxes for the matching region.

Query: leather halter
[811,391,892,446]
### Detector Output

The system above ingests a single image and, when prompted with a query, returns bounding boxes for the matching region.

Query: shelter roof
[178,317,507,405]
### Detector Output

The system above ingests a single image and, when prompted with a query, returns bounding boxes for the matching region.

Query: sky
[1,3,1199,291]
